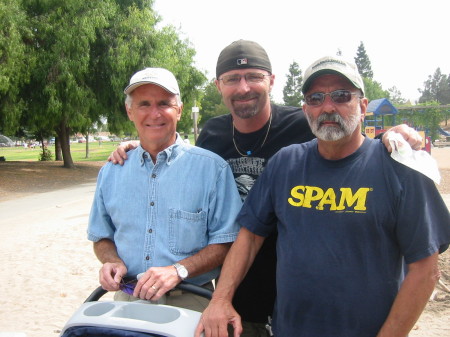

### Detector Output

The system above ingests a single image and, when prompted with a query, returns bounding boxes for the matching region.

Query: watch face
[175,263,188,279]
[179,267,188,278]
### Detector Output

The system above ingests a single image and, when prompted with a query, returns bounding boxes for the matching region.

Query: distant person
[184,134,191,144]
[195,55,450,337]
[88,67,242,312]
[108,41,424,337]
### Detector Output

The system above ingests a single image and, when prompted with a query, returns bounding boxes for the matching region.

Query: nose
[321,94,336,112]
[148,105,162,118]
[235,77,252,93]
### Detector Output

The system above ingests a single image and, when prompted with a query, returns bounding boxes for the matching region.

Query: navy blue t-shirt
[237,137,450,336]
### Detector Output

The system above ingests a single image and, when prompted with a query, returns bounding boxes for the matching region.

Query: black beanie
[216,40,272,79]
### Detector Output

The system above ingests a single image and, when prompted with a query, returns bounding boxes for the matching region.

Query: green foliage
[39,147,53,161]
[354,42,373,79]
[397,101,447,141]
[419,68,450,104]
[1,0,207,168]
[0,0,32,134]
[387,86,407,105]
[198,80,228,127]
[363,78,390,101]
[282,61,303,107]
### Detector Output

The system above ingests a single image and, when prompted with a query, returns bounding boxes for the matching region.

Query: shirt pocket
[168,208,207,255]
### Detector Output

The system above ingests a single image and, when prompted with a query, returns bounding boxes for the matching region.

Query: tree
[198,80,228,128]
[282,61,303,107]
[7,0,206,168]
[362,78,390,102]
[0,0,32,135]
[387,86,407,105]
[418,68,450,104]
[397,101,446,141]
[354,42,373,79]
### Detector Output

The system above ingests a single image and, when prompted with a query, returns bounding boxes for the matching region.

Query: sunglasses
[119,277,138,295]
[304,90,361,106]
[218,72,271,86]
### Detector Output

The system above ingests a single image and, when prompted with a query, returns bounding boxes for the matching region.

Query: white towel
[387,132,441,184]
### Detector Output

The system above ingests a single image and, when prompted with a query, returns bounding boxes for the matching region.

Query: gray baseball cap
[302,56,365,95]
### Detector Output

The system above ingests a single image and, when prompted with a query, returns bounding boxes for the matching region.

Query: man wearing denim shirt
[87,67,242,312]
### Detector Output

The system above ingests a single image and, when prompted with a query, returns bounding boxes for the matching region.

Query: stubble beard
[230,92,266,119]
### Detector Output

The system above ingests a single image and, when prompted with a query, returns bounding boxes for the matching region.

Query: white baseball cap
[302,56,365,96]
[124,67,180,96]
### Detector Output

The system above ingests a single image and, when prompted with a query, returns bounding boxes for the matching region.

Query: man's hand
[195,298,242,337]
[99,262,127,291]
[108,140,140,165]
[133,266,181,301]
[382,124,423,152]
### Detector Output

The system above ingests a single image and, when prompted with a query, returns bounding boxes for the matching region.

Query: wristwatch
[173,263,189,280]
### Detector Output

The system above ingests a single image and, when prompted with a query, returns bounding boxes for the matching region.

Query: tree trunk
[56,122,75,168]
[85,132,90,158]
[55,137,63,161]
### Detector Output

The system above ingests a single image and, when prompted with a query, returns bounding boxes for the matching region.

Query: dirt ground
[0,148,449,200]
[0,148,450,335]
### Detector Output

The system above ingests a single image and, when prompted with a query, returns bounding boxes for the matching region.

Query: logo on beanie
[237,58,248,65]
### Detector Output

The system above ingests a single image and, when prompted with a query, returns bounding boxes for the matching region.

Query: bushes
[39,147,53,161]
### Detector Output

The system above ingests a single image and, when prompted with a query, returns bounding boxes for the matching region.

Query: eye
[331,90,352,103]
[223,75,240,85]
[306,93,324,105]
[246,73,264,82]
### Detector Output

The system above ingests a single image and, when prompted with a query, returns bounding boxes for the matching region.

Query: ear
[125,103,134,121]
[177,103,183,121]
[214,79,222,94]
[268,74,275,92]
[359,97,368,122]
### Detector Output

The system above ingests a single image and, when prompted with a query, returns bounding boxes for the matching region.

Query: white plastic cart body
[60,300,203,337]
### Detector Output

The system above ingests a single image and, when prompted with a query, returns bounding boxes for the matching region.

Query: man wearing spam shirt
[196,56,450,337]
[88,67,242,311]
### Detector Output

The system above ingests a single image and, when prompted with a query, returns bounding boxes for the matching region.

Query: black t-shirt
[196,103,315,323]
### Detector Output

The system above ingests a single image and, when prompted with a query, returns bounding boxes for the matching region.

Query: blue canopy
[366,98,398,115]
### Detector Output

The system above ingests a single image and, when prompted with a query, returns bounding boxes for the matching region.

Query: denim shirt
[88,135,242,285]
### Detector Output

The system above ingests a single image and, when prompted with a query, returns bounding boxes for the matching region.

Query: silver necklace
[232,112,272,157]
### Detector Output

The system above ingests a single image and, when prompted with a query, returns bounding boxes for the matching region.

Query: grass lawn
[0,134,197,162]
[0,141,120,162]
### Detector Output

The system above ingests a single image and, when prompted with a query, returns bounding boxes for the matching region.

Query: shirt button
[151,174,156,178]
[145,256,150,260]
[143,154,148,159]
[148,229,153,233]
[150,201,154,206]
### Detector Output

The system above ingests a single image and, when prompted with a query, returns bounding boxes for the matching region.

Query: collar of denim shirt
[137,133,188,166]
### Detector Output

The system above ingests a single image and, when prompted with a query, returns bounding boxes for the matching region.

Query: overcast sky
[153,0,449,104]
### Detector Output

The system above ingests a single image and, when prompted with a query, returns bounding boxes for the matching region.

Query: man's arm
[195,227,266,337]
[133,242,232,301]
[381,124,423,151]
[93,238,128,291]
[376,252,440,337]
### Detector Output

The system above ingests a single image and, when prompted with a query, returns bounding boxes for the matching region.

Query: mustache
[231,93,259,101]
[317,113,343,125]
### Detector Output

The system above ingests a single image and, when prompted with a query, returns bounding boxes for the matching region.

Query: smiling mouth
[145,123,165,128]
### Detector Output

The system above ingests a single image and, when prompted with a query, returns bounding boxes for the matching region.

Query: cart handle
[84,281,213,303]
